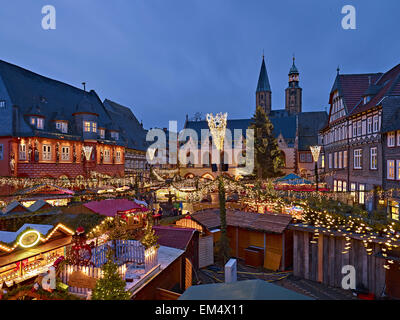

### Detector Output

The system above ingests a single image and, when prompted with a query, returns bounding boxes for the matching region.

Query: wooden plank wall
[199,235,214,268]
[293,230,386,297]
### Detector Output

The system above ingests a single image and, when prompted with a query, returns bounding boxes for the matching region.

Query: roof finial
[337,66,340,75]
[293,53,295,63]
[262,49,264,60]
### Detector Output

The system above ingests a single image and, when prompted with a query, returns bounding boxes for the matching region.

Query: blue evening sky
[0,0,399,129]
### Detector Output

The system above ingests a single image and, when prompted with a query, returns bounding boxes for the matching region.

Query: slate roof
[297,111,328,150]
[103,99,149,151]
[184,114,297,147]
[153,225,197,251]
[0,59,122,144]
[179,279,312,300]
[190,209,292,234]
[380,96,400,133]
[256,57,271,92]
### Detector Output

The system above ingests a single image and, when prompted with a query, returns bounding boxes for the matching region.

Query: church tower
[285,56,302,115]
[256,55,272,115]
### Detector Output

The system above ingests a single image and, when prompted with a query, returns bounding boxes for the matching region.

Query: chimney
[163,128,167,132]
[82,82,86,91]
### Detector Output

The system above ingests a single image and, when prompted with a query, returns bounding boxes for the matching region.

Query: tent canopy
[274,173,312,185]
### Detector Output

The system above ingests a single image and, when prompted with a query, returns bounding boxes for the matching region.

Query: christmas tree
[250,106,284,179]
[140,217,159,249]
[91,248,130,300]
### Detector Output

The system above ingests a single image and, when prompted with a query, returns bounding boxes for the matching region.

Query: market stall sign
[18,230,41,248]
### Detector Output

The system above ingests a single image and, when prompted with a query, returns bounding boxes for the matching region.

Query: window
[111,131,119,140]
[104,149,111,162]
[359,184,365,204]
[42,145,51,161]
[99,129,105,139]
[397,131,400,146]
[19,144,26,160]
[343,181,347,192]
[36,118,44,129]
[388,160,395,180]
[397,160,400,180]
[92,122,97,133]
[338,180,342,192]
[56,122,68,133]
[321,154,325,169]
[334,152,337,168]
[354,149,362,169]
[338,151,342,169]
[61,146,70,161]
[84,121,91,132]
[353,124,357,137]
[357,120,362,136]
[0,144,3,160]
[389,201,399,221]
[328,153,332,169]
[388,132,396,147]
[0,100,5,108]
[333,180,337,192]
[370,147,377,170]
[30,117,35,125]
[343,150,348,168]
[367,118,372,134]
[350,183,357,201]
[300,153,312,163]
[116,150,121,163]
[373,115,379,132]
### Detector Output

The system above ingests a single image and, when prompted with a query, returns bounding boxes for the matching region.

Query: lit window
[338,180,342,192]
[19,144,26,160]
[350,183,357,201]
[388,160,395,180]
[99,129,105,139]
[388,132,396,147]
[397,160,400,180]
[359,184,365,204]
[116,150,121,163]
[333,180,337,192]
[104,149,111,162]
[92,122,97,133]
[343,181,347,192]
[84,121,91,132]
[321,154,325,168]
[354,149,362,169]
[370,147,377,170]
[42,145,51,161]
[61,146,70,161]
[30,117,35,125]
[37,118,44,129]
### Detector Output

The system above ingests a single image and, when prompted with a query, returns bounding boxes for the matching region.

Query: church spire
[256,55,272,115]
[256,55,271,93]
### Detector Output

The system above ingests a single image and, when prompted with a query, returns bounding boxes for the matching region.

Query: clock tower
[285,56,302,115]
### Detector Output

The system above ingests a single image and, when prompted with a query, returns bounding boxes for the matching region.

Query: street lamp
[310,145,321,192]
[206,112,228,167]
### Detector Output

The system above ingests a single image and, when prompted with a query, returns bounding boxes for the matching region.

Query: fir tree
[140,218,159,249]
[92,248,130,300]
[250,106,284,179]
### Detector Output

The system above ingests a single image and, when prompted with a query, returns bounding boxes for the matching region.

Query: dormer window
[56,121,68,133]
[83,121,97,133]
[99,128,105,139]
[31,117,44,129]
[111,131,119,140]
[0,100,5,108]
[364,96,371,104]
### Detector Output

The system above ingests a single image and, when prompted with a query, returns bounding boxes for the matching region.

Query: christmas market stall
[0,223,74,287]
[12,184,75,207]
[83,199,149,229]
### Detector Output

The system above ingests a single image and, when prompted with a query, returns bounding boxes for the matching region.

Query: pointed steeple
[256,56,271,92]
[289,55,299,75]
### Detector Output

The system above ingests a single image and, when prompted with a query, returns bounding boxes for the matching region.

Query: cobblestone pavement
[196,262,358,300]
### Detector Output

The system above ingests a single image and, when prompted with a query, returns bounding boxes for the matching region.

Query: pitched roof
[103,99,149,151]
[0,59,121,143]
[179,279,312,300]
[256,57,271,92]
[349,64,400,116]
[190,209,292,234]
[83,199,145,217]
[297,111,328,150]
[381,96,400,132]
[153,225,197,250]
[330,73,382,113]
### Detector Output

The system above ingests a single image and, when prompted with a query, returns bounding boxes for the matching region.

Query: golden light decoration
[206,112,228,151]
[310,145,321,163]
